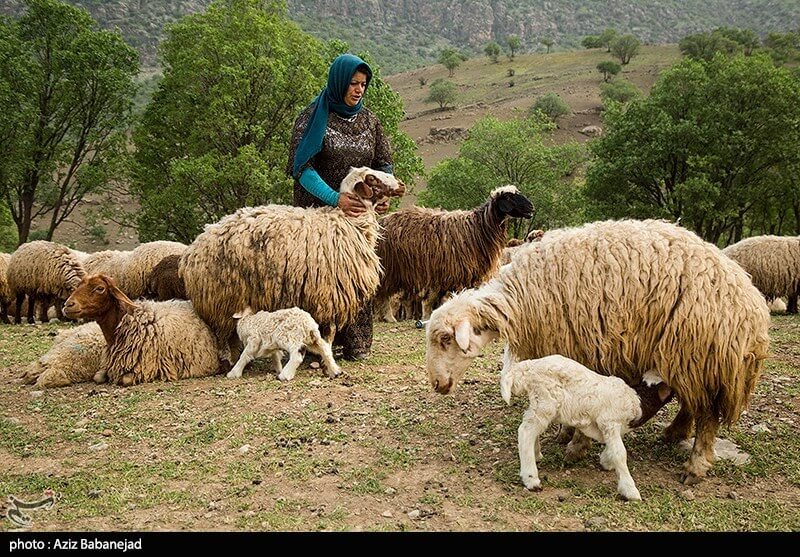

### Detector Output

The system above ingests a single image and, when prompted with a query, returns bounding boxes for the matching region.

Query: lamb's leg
[518,407,554,491]
[565,429,592,462]
[555,425,575,444]
[598,424,641,501]
[278,348,304,382]
[270,351,283,374]
[227,339,258,379]
[664,403,693,443]
[682,409,718,483]
[306,338,341,378]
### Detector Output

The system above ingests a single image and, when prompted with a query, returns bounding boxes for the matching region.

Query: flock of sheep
[2,164,800,498]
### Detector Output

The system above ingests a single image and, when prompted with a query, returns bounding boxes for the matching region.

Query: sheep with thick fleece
[425,219,770,481]
[63,274,224,386]
[180,166,405,360]
[75,249,132,293]
[500,355,673,500]
[0,252,10,323]
[227,307,340,381]
[125,241,187,300]
[7,241,85,324]
[145,254,187,301]
[20,323,106,388]
[723,235,800,313]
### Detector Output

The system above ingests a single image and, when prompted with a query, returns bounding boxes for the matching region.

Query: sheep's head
[425,291,501,394]
[63,274,137,321]
[490,186,534,219]
[340,167,407,209]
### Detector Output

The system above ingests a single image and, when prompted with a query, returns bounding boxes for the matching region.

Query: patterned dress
[287,105,393,357]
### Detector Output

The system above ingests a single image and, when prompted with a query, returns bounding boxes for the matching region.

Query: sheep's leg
[37,295,50,323]
[555,425,575,444]
[0,299,9,324]
[278,348,304,382]
[663,403,693,443]
[306,339,341,378]
[788,290,798,314]
[26,294,36,324]
[227,339,258,379]
[565,429,592,462]
[54,298,66,321]
[598,424,641,501]
[518,407,554,491]
[682,409,718,483]
[421,292,441,321]
[14,293,24,324]
[375,294,397,323]
[93,368,108,384]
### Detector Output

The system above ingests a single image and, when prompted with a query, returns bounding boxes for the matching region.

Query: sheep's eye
[473,327,481,336]
[439,333,451,347]
[94,286,105,294]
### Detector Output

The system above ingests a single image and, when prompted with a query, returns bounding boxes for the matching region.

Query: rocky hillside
[2,0,798,70]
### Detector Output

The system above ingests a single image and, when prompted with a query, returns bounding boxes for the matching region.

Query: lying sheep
[425,219,770,482]
[63,274,224,386]
[180,166,405,361]
[500,355,673,501]
[125,241,187,300]
[20,323,106,388]
[227,307,340,381]
[723,235,800,313]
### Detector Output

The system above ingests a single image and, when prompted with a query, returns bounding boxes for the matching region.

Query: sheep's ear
[107,280,138,315]
[232,311,244,319]
[455,319,472,352]
[353,181,373,199]
[500,372,513,405]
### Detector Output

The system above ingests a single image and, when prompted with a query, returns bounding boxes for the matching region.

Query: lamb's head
[63,274,137,321]
[489,186,534,219]
[425,290,501,394]
[340,167,407,209]
[629,370,674,428]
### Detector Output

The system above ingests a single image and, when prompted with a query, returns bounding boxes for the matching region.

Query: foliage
[419,113,586,235]
[599,28,619,52]
[530,92,570,121]
[0,204,17,252]
[0,0,138,245]
[762,31,800,65]
[506,34,521,59]
[438,47,463,77]
[582,35,601,49]
[611,34,641,65]
[425,79,457,109]
[679,27,760,61]
[597,60,621,82]
[600,78,641,105]
[484,41,501,63]
[585,53,800,243]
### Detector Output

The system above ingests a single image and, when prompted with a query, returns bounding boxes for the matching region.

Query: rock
[750,423,771,434]
[580,125,603,137]
[407,509,421,520]
[680,489,695,501]
[30,390,44,398]
[88,489,101,499]
[238,444,251,454]
[310,361,320,369]
[89,441,108,451]
[728,490,739,501]
[384,487,397,495]
[678,437,750,465]
[101,429,113,437]
[72,428,87,435]
[585,516,607,530]
[381,510,393,518]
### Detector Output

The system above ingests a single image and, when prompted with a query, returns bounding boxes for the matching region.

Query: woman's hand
[337,192,367,217]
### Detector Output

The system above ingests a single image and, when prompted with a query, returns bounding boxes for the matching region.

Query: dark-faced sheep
[145,254,186,301]
[424,219,770,482]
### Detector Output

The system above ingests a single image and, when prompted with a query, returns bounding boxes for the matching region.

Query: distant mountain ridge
[1,0,798,72]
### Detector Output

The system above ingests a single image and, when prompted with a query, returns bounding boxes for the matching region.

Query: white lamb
[500,355,673,501]
[227,307,341,381]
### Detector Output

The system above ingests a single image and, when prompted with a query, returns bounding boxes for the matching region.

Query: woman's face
[344,71,368,107]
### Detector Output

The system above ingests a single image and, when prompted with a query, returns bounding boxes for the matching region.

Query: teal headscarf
[291,54,373,178]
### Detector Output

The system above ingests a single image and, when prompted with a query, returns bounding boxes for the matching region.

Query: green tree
[425,78,457,109]
[600,78,641,105]
[597,60,621,82]
[506,34,521,59]
[585,54,800,244]
[611,34,641,65]
[541,38,554,54]
[0,0,138,244]
[484,40,501,63]
[599,28,618,52]
[438,47,461,77]
[679,28,752,61]
[582,35,601,49]
[0,204,17,252]
[419,113,586,234]
[531,92,570,121]
[763,31,800,65]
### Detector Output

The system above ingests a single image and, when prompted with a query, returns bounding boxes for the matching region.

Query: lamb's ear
[232,311,244,319]
[455,319,472,352]
[353,181,373,199]
[500,372,513,405]
[658,383,673,402]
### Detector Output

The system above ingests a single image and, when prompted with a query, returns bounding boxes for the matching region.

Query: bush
[530,92,570,121]
[597,60,622,82]
[0,205,18,251]
[425,78,457,109]
[600,78,641,105]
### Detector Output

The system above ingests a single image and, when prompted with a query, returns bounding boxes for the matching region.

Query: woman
[287,53,394,360]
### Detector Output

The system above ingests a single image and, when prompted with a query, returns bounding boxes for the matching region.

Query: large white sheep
[500,355,673,501]
[425,219,770,482]
[179,167,406,361]
[723,235,800,313]
[375,186,534,321]
[227,307,340,381]
[7,241,85,324]
[63,274,224,386]
[0,252,10,324]
[20,323,106,388]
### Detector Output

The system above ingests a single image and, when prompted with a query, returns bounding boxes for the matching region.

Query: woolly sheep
[125,241,187,300]
[63,274,224,386]
[75,249,132,293]
[145,254,187,301]
[1,252,10,324]
[227,307,340,381]
[7,241,85,324]
[180,166,406,361]
[500,355,673,500]
[723,235,800,313]
[425,219,770,481]
[20,323,106,388]
[500,228,546,266]
[375,185,533,321]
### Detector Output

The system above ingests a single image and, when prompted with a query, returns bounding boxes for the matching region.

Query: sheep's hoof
[679,471,703,486]
[415,320,424,329]
[619,491,642,502]
[93,371,107,384]
[277,373,294,382]
[326,367,342,379]
[120,374,135,387]
[226,370,241,379]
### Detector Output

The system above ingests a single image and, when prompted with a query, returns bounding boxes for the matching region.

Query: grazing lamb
[21,323,106,388]
[723,235,800,313]
[180,166,405,361]
[376,186,534,321]
[0,252,10,324]
[7,241,85,324]
[63,274,224,386]
[425,219,770,482]
[145,254,186,301]
[500,355,673,501]
[227,307,340,381]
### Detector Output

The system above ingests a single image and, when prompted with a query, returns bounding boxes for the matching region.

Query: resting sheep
[63,274,224,386]
[723,235,800,313]
[425,219,770,482]
[227,307,340,381]
[180,166,405,361]
[20,323,106,388]
[376,186,534,321]
[500,355,673,501]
